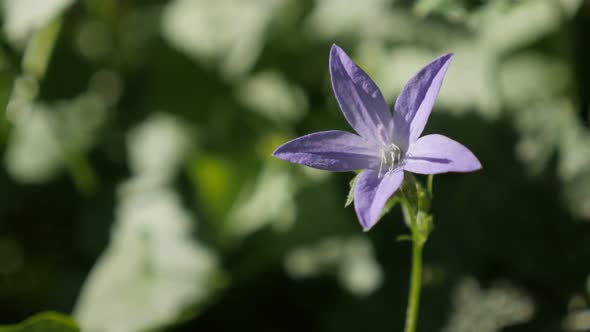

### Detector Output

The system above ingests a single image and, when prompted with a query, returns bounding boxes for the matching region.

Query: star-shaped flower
[273,45,481,230]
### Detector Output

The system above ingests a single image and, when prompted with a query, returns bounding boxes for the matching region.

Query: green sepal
[401,173,419,213]
[417,189,430,212]
[399,174,434,245]
[345,171,360,207]
[0,312,80,332]
[346,171,400,226]
[377,194,400,221]
[400,199,412,228]
[402,173,432,213]
[415,212,434,246]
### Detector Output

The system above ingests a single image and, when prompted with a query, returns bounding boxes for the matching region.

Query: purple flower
[273,45,481,230]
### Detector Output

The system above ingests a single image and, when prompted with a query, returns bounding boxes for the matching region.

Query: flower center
[378,143,402,178]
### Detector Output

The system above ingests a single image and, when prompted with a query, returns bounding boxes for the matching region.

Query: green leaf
[0,312,79,332]
[414,0,467,19]
[226,162,297,238]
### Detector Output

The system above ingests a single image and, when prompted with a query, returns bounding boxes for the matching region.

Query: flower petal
[393,53,453,149]
[403,134,481,174]
[272,130,378,172]
[354,169,403,230]
[329,44,393,143]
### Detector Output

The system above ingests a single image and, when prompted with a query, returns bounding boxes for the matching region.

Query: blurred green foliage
[0,0,589,331]
[0,312,78,332]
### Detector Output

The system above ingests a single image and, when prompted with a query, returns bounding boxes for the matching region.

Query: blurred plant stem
[400,176,433,332]
[64,149,98,195]
[22,18,62,79]
[7,17,62,122]
[21,17,98,195]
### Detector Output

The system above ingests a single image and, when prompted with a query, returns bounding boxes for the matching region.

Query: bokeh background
[0,0,589,331]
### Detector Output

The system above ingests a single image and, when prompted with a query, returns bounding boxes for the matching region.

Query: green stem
[404,227,424,332]
[399,176,432,332]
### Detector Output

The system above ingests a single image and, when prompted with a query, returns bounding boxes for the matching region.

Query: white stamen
[379,149,386,178]
[378,143,402,178]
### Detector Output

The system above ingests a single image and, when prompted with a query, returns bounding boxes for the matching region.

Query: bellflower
[273,45,481,230]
